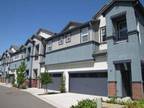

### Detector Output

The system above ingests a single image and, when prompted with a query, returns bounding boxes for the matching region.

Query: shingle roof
[37,28,55,36]
[61,21,83,33]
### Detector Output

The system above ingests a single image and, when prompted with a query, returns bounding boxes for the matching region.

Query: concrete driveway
[23,88,107,108]
[0,86,56,108]
[23,88,125,108]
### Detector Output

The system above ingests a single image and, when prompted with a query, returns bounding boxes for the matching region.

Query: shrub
[20,83,27,89]
[16,62,26,88]
[71,99,97,108]
[59,75,66,93]
[12,83,17,88]
[124,101,144,108]
[40,72,52,93]
[106,96,117,104]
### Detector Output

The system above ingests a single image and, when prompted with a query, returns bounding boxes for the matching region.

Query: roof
[101,0,144,16]
[36,28,55,36]
[61,21,83,32]
[92,4,108,19]
[93,0,144,19]
[25,35,35,45]
[10,45,19,51]
[46,20,100,41]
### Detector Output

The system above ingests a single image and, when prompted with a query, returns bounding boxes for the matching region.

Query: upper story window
[28,47,31,55]
[15,55,19,60]
[80,27,89,43]
[58,37,64,45]
[35,44,39,60]
[47,41,52,52]
[113,15,128,41]
[100,26,106,42]
[21,55,24,59]
[27,47,31,61]
[65,34,71,43]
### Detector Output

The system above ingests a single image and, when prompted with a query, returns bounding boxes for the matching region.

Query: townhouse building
[0,45,19,83]
[100,0,144,100]
[0,0,144,100]
[24,29,54,87]
[9,45,26,83]
[0,29,54,87]
[44,19,107,96]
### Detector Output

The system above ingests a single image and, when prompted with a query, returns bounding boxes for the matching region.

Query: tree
[60,75,66,93]
[16,61,26,88]
[40,72,52,93]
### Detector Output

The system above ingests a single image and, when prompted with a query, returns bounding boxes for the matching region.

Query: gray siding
[46,60,95,70]
[105,2,142,82]
[45,42,98,65]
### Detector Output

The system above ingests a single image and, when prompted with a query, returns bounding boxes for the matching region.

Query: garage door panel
[47,73,62,91]
[69,72,107,96]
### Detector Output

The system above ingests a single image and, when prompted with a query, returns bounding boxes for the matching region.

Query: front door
[115,63,132,97]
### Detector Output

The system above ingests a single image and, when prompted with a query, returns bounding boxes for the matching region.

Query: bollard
[97,98,102,108]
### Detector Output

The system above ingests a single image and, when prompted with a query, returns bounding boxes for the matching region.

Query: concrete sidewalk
[0,82,12,88]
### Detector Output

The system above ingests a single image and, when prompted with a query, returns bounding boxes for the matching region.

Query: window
[47,41,52,52]
[35,44,39,60]
[25,70,29,78]
[100,27,106,42]
[33,69,38,79]
[81,27,89,43]
[28,47,31,55]
[113,15,128,41]
[65,34,71,43]
[27,47,31,61]
[14,55,19,59]
[58,37,64,45]
[21,55,24,59]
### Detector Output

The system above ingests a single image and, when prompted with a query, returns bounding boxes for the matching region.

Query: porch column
[108,62,117,97]
[131,59,144,99]
[63,71,69,92]
[116,70,122,97]
[108,81,117,97]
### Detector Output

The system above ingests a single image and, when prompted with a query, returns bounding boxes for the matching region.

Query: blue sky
[0,0,144,54]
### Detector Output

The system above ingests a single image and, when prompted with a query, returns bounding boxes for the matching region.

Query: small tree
[60,75,66,93]
[40,72,52,93]
[16,62,26,88]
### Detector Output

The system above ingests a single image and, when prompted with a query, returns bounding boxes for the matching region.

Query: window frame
[27,47,31,61]
[47,41,53,52]
[80,27,89,43]
[100,26,106,42]
[58,37,64,45]
[65,34,71,43]
[35,44,39,60]
[112,14,128,41]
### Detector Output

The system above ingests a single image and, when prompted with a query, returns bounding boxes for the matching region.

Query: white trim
[48,62,108,73]
[99,44,107,50]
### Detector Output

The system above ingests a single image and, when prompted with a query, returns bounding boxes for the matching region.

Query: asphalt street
[0,86,56,108]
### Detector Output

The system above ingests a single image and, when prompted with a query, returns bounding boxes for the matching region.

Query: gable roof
[25,37,35,45]
[92,4,108,19]
[61,21,83,33]
[101,0,144,16]
[46,20,100,41]
[36,28,55,36]
[10,45,19,51]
